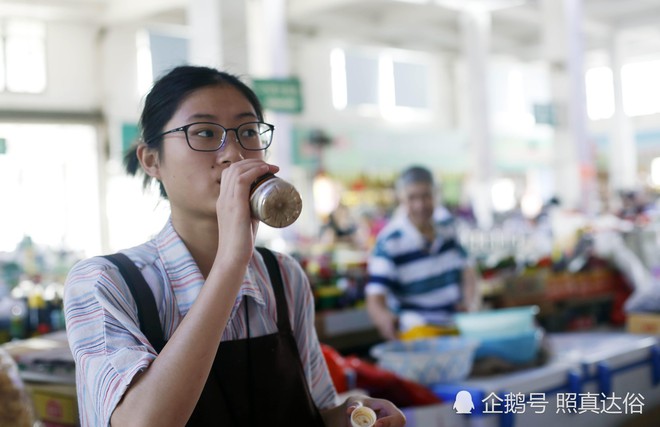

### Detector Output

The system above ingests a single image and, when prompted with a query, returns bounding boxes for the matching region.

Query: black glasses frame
[147,121,275,152]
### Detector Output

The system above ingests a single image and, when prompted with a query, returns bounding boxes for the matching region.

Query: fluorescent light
[330,48,347,110]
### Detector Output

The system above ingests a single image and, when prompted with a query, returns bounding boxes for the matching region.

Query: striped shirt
[64,218,337,426]
[365,209,468,326]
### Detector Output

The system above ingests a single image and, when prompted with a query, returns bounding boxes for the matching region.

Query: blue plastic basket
[454,306,539,339]
[454,306,542,363]
[474,327,544,363]
[370,336,479,385]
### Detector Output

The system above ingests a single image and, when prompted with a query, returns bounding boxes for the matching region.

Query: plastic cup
[351,405,377,427]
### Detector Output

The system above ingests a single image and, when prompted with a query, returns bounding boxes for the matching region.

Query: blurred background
[2,0,660,330]
[1,0,660,256]
[2,1,660,425]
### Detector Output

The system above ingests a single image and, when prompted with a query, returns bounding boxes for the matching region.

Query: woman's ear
[137,144,161,179]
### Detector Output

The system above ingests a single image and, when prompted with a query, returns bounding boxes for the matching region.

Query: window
[0,124,100,255]
[0,19,47,93]
[331,47,432,116]
[393,60,430,109]
[585,66,614,120]
[585,59,660,120]
[622,59,660,117]
[345,50,379,106]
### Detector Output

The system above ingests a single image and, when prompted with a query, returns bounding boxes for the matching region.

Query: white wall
[292,38,456,130]
[0,21,101,112]
[290,37,467,179]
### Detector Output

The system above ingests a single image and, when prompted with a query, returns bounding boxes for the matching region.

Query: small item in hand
[0,348,34,427]
[250,173,302,228]
[351,405,377,427]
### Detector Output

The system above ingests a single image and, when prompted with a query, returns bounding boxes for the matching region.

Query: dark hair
[396,165,435,193]
[124,65,265,197]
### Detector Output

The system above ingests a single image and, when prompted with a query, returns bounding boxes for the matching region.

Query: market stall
[429,331,660,427]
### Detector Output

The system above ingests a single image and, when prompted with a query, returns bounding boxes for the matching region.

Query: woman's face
[149,84,265,220]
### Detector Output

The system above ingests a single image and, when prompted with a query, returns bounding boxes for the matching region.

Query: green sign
[533,103,556,126]
[0,138,5,154]
[252,77,303,114]
[122,122,140,154]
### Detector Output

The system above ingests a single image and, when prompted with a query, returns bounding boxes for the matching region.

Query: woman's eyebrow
[186,113,217,121]
[186,112,258,122]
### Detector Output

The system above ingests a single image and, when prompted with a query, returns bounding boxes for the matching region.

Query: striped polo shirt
[64,218,337,426]
[366,209,468,326]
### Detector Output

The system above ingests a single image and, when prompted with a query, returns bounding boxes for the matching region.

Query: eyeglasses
[149,121,275,152]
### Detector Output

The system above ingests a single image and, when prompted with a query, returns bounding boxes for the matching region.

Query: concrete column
[187,0,291,176]
[608,32,637,193]
[187,0,249,74]
[247,0,289,77]
[541,0,595,214]
[461,8,494,229]
[187,0,222,68]
[246,0,293,181]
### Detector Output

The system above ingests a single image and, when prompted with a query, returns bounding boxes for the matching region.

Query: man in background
[365,165,479,340]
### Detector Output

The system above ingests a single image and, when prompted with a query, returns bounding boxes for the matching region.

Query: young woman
[64,65,406,427]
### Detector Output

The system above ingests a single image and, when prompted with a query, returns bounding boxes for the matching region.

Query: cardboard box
[25,382,78,426]
[627,312,660,334]
[2,332,78,426]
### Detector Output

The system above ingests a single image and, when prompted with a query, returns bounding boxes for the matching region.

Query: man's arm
[460,265,480,312]
[366,293,399,340]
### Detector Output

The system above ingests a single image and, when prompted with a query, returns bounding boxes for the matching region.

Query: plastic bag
[593,229,660,313]
[321,344,442,408]
[0,346,34,427]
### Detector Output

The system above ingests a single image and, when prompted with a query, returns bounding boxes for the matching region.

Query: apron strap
[255,247,292,333]
[102,248,289,352]
[102,253,167,353]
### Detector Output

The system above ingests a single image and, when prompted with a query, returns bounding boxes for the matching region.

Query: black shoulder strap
[255,247,292,333]
[102,253,167,353]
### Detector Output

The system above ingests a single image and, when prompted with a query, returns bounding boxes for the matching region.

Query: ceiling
[287,0,660,61]
[2,0,660,61]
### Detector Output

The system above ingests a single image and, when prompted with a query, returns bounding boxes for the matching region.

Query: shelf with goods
[0,236,81,344]
[475,237,632,333]
[299,245,382,353]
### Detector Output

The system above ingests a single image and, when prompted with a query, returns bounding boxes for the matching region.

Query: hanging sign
[533,103,557,126]
[252,77,303,114]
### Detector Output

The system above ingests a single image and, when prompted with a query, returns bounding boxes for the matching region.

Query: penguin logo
[453,390,475,414]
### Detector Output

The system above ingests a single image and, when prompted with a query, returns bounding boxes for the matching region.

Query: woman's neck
[171,214,219,278]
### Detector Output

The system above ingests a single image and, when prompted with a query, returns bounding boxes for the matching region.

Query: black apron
[103,247,326,427]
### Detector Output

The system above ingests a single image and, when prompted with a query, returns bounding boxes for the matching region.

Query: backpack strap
[102,253,167,353]
[255,246,292,333]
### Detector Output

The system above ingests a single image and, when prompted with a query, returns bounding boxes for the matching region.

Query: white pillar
[247,0,289,77]
[187,0,290,175]
[187,0,249,74]
[187,0,222,68]
[608,32,637,193]
[542,0,595,214]
[461,8,494,229]
[245,0,304,242]
[246,0,293,179]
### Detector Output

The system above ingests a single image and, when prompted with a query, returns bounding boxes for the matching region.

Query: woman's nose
[216,133,244,162]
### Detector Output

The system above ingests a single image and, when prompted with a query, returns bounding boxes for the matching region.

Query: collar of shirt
[393,211,457,254]
[391,213,435,247]
[153,217,267,321]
